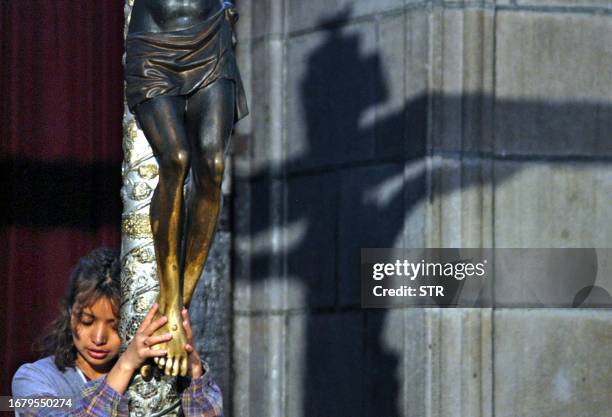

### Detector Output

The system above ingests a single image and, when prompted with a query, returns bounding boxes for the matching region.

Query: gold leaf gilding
[138,164,159,180]
[122,214,152,239]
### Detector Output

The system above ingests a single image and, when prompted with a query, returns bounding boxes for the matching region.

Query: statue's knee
[194,150,224,189]
[212,152,225,185]
[160,148,190,175]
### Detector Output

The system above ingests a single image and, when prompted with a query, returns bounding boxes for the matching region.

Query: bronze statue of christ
[125,0,248,377]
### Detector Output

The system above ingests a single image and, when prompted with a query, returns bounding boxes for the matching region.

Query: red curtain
[0,1,125,399]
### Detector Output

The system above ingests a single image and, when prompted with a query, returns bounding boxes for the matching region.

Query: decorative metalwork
[131,182,153,201]
[122,213,153,239]
[138,164,159,180]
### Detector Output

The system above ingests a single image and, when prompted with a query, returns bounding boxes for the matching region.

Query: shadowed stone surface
[337,163,406,306]
[495,11,612,156]
[286,0,406,34]
[287,312,365,417]
[286,20,381,172]
[231,1,612,417]
[286,172,337,309]
[515,0,612,6]
[232,314,286,417]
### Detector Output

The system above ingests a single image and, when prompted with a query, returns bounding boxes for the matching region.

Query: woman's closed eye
[79,312,95,325]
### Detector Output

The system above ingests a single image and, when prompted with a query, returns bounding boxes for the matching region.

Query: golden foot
[150,306,188,376]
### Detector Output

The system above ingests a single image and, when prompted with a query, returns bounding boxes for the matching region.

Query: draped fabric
[125,6,249,121]
[0,1,124,401]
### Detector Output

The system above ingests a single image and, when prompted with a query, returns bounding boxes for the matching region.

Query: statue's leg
[134,95,190,377]
[182,78,235,307]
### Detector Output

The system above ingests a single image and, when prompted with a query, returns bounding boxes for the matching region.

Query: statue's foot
[150,307,188,377]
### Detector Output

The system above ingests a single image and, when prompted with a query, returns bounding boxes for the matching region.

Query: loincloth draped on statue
[125,8,248,122]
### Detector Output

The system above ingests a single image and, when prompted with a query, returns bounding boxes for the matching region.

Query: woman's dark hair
[35,247,121,371]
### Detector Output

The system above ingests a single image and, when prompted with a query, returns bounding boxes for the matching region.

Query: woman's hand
[181,307,204,379]
[107,303,172,394]
[120,303,172,372]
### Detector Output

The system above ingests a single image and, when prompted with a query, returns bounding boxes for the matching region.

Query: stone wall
[230,1,612,416]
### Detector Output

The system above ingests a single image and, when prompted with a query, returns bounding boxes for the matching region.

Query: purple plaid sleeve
[180,363,223,417]
[19,376,130,417]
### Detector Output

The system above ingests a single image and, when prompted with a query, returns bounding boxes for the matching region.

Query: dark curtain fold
[0,1,125,399]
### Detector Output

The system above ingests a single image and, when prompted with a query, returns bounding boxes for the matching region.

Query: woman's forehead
[76,296,118,319]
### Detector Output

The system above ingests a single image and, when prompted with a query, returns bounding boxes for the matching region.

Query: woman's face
[71,296,121,376]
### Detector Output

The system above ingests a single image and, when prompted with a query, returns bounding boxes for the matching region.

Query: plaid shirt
[18,373,223,417]
[17,375,128,417]
[181,371,224,417]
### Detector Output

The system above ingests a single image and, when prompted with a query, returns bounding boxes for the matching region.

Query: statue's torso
[128,0,223,34]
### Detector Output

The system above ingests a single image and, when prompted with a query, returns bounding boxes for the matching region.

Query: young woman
[11,247,222,417]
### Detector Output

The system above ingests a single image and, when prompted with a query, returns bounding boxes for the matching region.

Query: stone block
[494,161,612,307]
[237,178,287,311]
[427,156,494,248]
[495,11,612,156]
[237,0,284,40]
[285,0,406,34]
[231,315,250,417]
[249,38,285,173]
[287,312,365,417]
[374,12,431,160]
[285,20,380,172]
[403,10,430,159]
[285,11,427,172]
[400,159,428,249]
[337,163,407,306]
[232,176,251,305]
[492,248,611,308]
[373,14,407,160]
[285,172,337,309]
[494,309,612,417]
[430,8,496,153]
[493,161,612,247]
[364,309,429,417]
[420,309,493,417]
[442,0,499,4]
[515,0,612,6]
[234,0,253,41]
[232,314,287,417]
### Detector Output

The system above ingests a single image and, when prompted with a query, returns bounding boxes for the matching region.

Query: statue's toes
[172,357,179,376]
[180,357,188,377]
[165,356,174,375]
